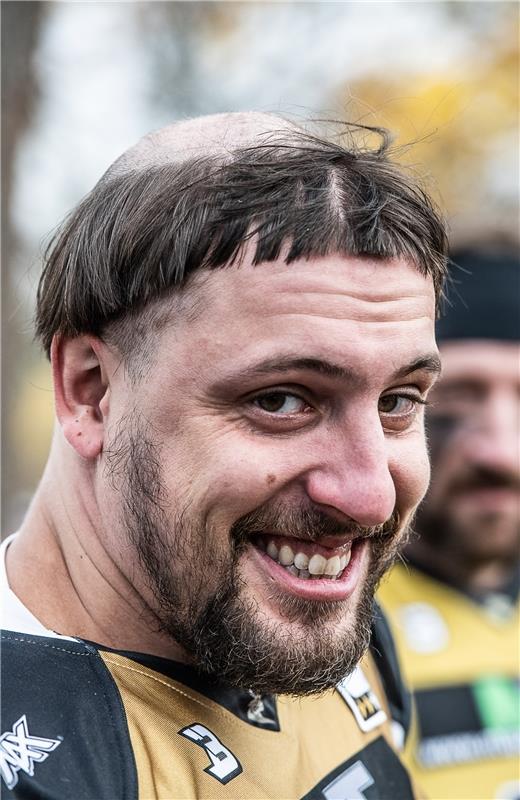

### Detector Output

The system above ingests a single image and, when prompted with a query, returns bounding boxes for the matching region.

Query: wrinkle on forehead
[173,257,437,368]
[105,111,299,179]
[261,310,436,327]
[268,293,435,324]
[219,256,436,324]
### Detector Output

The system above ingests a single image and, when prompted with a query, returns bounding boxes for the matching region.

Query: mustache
[230,501,401,544]
[448,465,520,497]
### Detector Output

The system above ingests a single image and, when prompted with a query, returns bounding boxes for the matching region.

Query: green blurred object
[473,676,520,732]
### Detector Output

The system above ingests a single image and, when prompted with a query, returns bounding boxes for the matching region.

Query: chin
[257,589,361,637]
[169,560,375,696]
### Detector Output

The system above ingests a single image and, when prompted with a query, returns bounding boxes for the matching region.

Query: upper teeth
[265,540,350,579]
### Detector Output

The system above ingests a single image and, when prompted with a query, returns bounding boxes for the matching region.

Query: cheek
[162,439,294,528]
[427,413,464,467]
[426,414,468,501]
[392,435,432,513]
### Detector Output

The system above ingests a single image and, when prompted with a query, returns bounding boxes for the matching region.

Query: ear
[51,335,112,459]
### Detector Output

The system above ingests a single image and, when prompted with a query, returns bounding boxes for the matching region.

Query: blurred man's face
[101,252,438,693]
[420,340,520,564]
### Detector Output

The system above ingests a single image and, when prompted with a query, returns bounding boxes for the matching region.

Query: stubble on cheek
[103,411,220,623]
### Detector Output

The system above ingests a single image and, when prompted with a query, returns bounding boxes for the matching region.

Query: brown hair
[36,122,448,366]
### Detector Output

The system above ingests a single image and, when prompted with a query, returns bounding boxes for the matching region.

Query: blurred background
[2,0,519,534]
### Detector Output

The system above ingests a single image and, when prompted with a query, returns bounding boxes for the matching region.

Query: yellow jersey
[379,563,520,800]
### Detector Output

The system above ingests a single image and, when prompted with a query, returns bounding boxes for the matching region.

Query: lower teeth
[283,564,342,580]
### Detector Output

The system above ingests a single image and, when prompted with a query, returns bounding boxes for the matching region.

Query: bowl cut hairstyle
[36,121,448,372]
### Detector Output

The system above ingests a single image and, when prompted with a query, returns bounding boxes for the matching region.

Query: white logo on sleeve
[323,760,375,800]
[0,715,61,790]
[178,723,242,784]
[337,666,387,732]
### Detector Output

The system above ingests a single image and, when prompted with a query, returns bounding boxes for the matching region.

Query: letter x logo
[0,715,61,790]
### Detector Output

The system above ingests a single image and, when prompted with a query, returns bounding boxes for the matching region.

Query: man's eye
[253,392,308,415]
[378,394,419,415]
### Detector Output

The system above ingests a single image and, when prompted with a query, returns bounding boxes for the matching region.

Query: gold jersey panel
[378,564,520,800]
[100,649,415,800]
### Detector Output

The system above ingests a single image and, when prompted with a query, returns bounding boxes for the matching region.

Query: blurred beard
[106,412,406,695]
[421,417,520,566]
[414,504,520,567]
[414,463,520,567]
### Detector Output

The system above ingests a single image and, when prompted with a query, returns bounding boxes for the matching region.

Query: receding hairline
[103,111,302,181]
[36,112,448,367]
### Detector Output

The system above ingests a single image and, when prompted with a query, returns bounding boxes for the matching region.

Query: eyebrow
[214,353,442,389]
[393,354,442,379]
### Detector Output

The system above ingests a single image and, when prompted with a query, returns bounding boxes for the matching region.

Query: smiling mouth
[253,534,357,580]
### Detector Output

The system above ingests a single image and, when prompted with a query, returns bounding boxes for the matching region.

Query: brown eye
[378,395,416,415]
[254,393,307,414]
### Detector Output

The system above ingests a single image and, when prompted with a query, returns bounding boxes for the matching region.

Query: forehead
[194,251,435,314]
[439,340,520,385]
[162,252,437,382]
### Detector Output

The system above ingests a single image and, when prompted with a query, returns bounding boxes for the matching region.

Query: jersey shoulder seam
[102,655,278,727]
[1,633,92,656]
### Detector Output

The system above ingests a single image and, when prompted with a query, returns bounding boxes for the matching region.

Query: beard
[421,416,520,566]
[106,413,407,696]
[415,463,520,567]
[415,504,520,567]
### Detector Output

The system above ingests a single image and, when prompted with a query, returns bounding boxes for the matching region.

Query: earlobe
[51,335,110,460]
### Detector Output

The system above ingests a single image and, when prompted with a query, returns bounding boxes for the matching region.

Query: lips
[246,533,370,602]
[451,486,520,514]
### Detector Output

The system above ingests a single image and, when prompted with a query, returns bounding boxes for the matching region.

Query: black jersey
[1,606,415,799]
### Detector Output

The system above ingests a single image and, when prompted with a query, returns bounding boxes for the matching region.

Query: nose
[462,389,519,475]
[302,416,396,528]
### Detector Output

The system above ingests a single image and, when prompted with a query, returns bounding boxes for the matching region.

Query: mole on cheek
[266,474,277,486]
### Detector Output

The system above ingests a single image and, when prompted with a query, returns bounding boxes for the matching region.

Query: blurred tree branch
[1,1,45,532]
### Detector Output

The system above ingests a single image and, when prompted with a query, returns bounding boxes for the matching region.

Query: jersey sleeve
[0,631,138,799]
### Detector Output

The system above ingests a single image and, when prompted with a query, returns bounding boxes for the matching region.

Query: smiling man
[1,112,446,798]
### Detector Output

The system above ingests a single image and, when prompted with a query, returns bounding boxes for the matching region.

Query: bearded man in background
[380,243,520,800]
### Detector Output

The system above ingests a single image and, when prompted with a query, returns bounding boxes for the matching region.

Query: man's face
[101,252,438,693]
[418,340,520,565]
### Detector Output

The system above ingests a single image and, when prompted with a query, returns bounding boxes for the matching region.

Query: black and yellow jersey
[0,607,417,799]
[378,562,520,800]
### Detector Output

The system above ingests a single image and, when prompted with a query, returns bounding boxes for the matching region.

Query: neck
[405,538,516,594]
[5,444,189,662]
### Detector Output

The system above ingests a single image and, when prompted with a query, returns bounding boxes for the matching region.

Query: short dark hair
[36,123,448,365]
